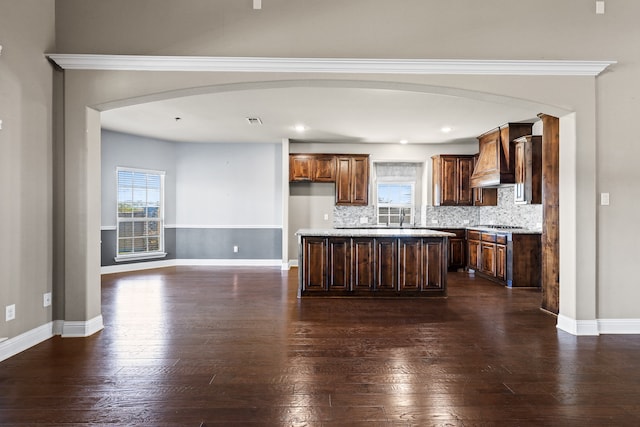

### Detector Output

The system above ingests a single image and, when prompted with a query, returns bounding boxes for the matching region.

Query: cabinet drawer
[467,230,481,241]
[496,234,507,244]
[481,232,496,243]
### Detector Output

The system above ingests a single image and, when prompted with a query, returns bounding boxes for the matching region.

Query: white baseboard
[61,315,104,338]
[101,258,282,274]
[557,314,600,336]
[597,318,640,334]
[288,259,298,268]
[0,322,55,363]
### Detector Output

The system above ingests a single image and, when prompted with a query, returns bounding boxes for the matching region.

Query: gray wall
[0,1,55,341]
[101,131,282,266]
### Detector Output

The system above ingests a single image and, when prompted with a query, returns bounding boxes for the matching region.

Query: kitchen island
[296,228,454,298]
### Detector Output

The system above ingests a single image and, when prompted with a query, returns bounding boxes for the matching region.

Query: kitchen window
[377,182,414,225]
[115,167,166,261]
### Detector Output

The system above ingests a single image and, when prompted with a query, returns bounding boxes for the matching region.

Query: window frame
[115,167,167,262]
[376,181,415,226]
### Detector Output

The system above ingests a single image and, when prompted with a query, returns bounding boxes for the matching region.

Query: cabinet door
[468,239,481,271]
[335,157,353,204]
[514,141,526,203]
[496,243,507,281]
[375,238,397,291]
[351,156,369,205]
[399,238,422,291]
[289,155,314,181]
[480,242,496,276]
[302,237,327,291]
[457,157,474,205]
[352,238,375,291]
[424,239,444,289]
[327,237,351,291]
[449,238,465,270]
[314,156,336,182]
[440,156,458,205]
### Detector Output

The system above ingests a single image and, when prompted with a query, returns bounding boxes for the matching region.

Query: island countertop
[296,228,456,238]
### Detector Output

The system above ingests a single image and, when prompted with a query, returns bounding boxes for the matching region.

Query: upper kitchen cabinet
[289,154,315,181]
[289,154,337,182]
[470,123,533,188]
[513,135,542,204]
[336,155,369,205]
[432,155,474,206]
[313,155,337,182]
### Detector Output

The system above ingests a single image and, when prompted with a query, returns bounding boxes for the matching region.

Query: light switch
[600,192,610,205]
[596,1,605,14]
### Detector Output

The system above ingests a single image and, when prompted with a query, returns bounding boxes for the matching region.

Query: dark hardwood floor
[1,267,640,426]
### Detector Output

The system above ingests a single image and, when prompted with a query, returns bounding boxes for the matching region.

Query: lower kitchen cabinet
[375,238,398,291]
[467,230,540,288]
[440,228,466,270]
[327,237,351,291]
[352,238,375,291]
[301,237,328,292]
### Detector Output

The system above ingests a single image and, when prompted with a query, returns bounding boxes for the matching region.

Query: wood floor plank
[1,267,639,425]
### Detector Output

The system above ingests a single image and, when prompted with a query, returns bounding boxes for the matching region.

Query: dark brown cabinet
[467,229,540,288]
[513,135,542,204]
[290,153,369,206]
[301,237,327,292]
[375,238,398,291]
[352,238,375,291]
[313,155,336,182]
[440,228,466,270]
[327,237,351,291]
[336,155,369,205]
[289,154,315,181]
[299,235,447,297]
[470,123,534,188]
[289,154,336,182]
[432,155,474,206]
[468,233,481,271]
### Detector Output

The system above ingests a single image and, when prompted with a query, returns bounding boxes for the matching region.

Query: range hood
[470,122,533,188]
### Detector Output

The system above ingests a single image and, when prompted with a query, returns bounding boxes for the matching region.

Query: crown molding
[46,54,616,76]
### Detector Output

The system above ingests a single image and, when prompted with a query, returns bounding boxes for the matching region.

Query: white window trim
[377,181,415,226]
[115,167,167,262]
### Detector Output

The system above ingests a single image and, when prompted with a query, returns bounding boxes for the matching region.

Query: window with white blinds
[116,167,166,261]
[377,182,415,225]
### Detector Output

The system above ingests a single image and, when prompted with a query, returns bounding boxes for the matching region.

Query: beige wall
[0,1,55,339]
[1,0,635,344]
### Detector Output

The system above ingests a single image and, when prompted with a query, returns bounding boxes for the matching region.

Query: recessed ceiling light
[399,139,408,144]
[294,124,306,132]
[441,126,453,133]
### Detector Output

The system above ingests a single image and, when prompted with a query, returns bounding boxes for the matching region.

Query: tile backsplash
[334,186,542,230]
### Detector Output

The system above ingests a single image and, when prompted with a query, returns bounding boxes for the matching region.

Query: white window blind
[116,167,166,261]
[377,182,415,225]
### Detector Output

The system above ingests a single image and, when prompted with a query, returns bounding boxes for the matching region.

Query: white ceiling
[100,86,542,145]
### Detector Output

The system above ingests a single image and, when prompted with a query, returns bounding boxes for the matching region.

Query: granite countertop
[296,228,456,238]
[333,225,542,235]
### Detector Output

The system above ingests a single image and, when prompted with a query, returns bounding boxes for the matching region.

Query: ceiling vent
[246,117,263,125]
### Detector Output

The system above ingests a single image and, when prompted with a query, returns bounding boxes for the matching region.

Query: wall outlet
[43,292,52,307]
[6,304,15,321]
[431,219,438,224]
[463,220,470,224]
[233,245,239,253]
[359,217,369,224]
[323,213,329,221]
[600,192,610,206]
